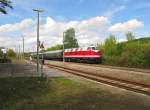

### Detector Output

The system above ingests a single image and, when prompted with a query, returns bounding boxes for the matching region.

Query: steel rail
[45,60,150,74]
[46,63,150,96]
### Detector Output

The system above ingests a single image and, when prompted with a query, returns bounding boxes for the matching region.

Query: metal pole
[37,12,40,73]
[41,52,43,76]
[19,44,20,60]
[63,32,65,63]
[22,35,24,59]
[33,9,43,75]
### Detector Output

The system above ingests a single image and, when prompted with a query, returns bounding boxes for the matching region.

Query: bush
[101,35,118,56]
[46,44,63,51]
[7,49,16,58]
[117,42,150,68]
[100,36,150,69]
[102,55,119,65]
[0,50,3,58]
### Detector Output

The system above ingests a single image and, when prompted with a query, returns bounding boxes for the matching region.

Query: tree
[103,34,117,56]
[0,49,3,58]
[64,28,79,49]
[46,44,63,51]
[7,49,16,58]
[0,0,13,14]
[126,31,135,41]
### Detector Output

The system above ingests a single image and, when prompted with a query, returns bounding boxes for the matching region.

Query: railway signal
[39,41,45,76]
[40,41,44,49]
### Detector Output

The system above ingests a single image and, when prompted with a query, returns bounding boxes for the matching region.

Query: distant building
[0,47,7,53]
[0,47,4,49]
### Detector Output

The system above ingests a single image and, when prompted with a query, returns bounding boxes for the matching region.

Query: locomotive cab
[87,46,97,50]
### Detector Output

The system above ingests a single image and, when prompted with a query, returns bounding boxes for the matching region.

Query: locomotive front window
[92,47,95,50]
[87,47,91,50]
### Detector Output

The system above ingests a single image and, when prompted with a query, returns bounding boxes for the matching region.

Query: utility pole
[22,35,24,59]
[40,41,44,76]
[33,9,44,75]
[19,44,20,60]
[63,32,66,63]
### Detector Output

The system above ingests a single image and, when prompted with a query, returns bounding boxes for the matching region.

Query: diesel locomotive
[31,46,102,63]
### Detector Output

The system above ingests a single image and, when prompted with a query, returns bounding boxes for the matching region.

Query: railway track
[46,60,150,74]
[46,63,150,96]
[74,63,150,73]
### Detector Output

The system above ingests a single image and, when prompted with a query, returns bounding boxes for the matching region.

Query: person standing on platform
[29,56,32,64]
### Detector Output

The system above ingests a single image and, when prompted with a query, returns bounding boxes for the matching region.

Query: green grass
[0,77,149,110]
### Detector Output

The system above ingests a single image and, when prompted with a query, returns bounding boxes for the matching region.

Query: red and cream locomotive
[64,46,101,63]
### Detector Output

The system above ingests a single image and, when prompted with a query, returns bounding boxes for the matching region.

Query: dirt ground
[0,61,150,110]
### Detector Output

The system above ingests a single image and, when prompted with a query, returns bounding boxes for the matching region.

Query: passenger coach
[31,46,102,64]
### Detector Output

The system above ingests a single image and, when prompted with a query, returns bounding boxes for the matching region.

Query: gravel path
[0,63,37,77]
[0,61,69,77]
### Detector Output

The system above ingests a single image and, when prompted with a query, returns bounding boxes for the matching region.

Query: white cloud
[0,16,109,51]
[44,17,56,28]
[0,19,34,33]
[109,19,144,33]
[0,16,145,52]
[0,36,19,48]
[26,16,109,49]
[67,16,109,31]
[66,16,109,46]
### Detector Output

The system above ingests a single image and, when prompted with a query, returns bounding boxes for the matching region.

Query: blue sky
[0,0,149,24]
[0,0,150,51]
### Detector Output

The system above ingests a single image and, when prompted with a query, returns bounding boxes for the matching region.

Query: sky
[0,0,150,52]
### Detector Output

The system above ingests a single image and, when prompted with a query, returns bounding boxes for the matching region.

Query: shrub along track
[46,63,150,96]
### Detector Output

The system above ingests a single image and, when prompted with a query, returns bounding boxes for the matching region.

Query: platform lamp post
[33,9,44,75]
